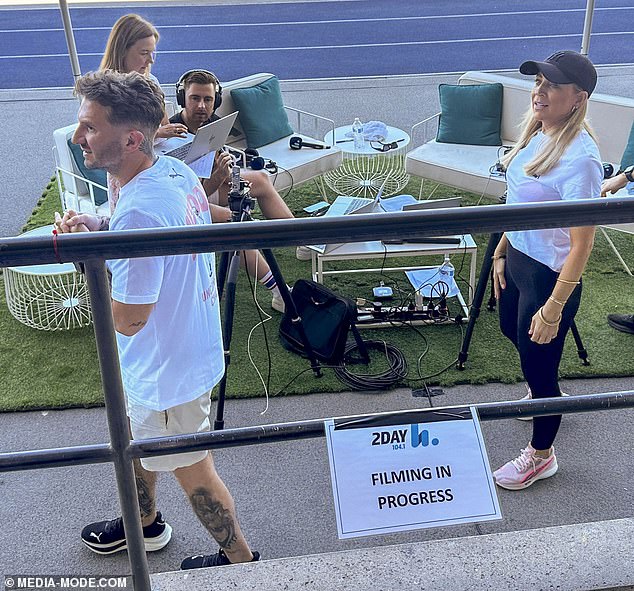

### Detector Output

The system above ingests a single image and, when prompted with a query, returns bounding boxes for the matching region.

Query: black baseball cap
[519,50,597,96]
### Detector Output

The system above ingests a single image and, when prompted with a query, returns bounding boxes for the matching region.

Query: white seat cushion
[406,140,508,199]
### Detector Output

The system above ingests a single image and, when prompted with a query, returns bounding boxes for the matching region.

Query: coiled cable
[334,339,408,391]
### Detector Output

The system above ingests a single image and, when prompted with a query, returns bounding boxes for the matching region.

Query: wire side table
[323,125,411,197]
[4,226,92,330]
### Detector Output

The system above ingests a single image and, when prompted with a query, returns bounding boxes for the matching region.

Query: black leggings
[499,244,582,450]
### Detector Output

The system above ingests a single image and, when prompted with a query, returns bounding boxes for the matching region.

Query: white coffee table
[311,235,477,320]
[4,225,92,330]
[323,125,411,197]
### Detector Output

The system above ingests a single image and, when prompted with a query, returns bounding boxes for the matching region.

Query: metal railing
[1,197,634,590]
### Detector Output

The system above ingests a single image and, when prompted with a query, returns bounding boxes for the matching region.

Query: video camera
[227,154,255,221]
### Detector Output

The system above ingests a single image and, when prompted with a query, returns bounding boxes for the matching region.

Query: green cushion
[67,140,108,206]
[230,76,294,149]
[620,120,634,172]
[437,83,503,146]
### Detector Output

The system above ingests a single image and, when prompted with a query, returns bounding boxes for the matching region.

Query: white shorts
[128,391,212,472]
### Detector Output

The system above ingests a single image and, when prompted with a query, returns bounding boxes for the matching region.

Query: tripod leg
[261,248,323,377]
[569,319,590,366]
[457,232,502,370]
[214,250,241,431]
[216,251,229,300]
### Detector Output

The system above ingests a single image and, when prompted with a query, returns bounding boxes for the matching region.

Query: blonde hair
[501,85,596,178]
[99,14,159,74]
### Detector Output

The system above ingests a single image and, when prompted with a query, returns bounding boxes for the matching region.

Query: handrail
[2,197,634,268]
[2,390,633,473]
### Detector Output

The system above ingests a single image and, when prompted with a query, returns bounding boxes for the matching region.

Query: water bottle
[439,255,455,281]
[352,117,364,150]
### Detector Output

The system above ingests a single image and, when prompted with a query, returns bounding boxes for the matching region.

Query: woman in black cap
[491,51,603,490]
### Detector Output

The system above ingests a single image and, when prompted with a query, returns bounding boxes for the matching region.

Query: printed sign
[325,407,501,539]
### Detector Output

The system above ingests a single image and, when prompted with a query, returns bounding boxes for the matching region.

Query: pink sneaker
[516,385,569,421]
[493,444,558,490]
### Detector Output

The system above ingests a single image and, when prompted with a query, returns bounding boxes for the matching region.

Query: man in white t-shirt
[56,69,259,570]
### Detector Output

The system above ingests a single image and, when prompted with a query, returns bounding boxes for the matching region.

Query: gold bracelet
[556,278,580,285]
[538,307,561,326]
[548,295,567,307]
[491,254,506,260]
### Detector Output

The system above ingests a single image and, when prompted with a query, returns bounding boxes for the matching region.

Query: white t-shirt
[505,130,602,271]
[107,156,224,411]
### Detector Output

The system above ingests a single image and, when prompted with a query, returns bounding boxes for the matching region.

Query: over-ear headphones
[175,69,222,110]
[244,148,278,175]
[289,135,330,150]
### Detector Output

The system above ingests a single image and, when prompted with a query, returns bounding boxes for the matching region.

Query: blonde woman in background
[100,14,187,139]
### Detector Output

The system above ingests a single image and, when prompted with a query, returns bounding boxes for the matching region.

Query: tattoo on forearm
[189,487,237,549]
[129,320,147,329]
[98,216,110,231]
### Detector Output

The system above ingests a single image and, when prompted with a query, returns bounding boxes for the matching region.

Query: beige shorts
[128,391,212,472]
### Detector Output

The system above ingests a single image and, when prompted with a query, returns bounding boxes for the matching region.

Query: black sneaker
[81,511,172,555]
[607,313,634,334]
[180,548,260,570]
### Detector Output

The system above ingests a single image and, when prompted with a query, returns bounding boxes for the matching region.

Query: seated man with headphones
[169,70,310,311]
[170,70,308,254]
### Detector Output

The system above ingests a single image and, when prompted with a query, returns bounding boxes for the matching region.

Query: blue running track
[0,0,633,89]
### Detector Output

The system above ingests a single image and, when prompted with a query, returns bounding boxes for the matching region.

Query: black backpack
[279,279,364,364]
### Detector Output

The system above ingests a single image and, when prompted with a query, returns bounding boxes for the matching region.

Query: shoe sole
[608,318,634,334]
[81,523,173,555]
[495,457,559,491]
[516,392,569,421]
[271,298,285,313]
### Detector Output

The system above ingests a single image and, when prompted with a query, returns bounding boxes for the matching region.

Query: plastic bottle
[352,117,364,150]
[439,255,455,280]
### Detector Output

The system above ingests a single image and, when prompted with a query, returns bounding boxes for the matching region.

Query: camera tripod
[213,164,322,430]
[457,232,589,370]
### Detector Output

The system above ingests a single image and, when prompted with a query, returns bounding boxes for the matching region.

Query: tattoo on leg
[189,487,237,549]
[133,460,155,519]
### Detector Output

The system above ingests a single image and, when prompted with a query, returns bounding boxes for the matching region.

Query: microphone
[289,136,331,150]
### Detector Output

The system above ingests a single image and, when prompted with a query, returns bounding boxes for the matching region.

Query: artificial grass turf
[1,177,633,412]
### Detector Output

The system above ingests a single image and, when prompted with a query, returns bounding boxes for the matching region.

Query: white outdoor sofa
[405,70,634,273]
[405,70,634,200]
[53,72,342,215]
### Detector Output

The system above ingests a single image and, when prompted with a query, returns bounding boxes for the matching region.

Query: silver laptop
[309,190,463,255]
[308,178,390,254]
[326,176,390,217]
[162,111,238,164]
[402,196,462,211]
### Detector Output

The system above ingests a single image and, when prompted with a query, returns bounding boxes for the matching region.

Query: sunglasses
[370,138,405,152]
